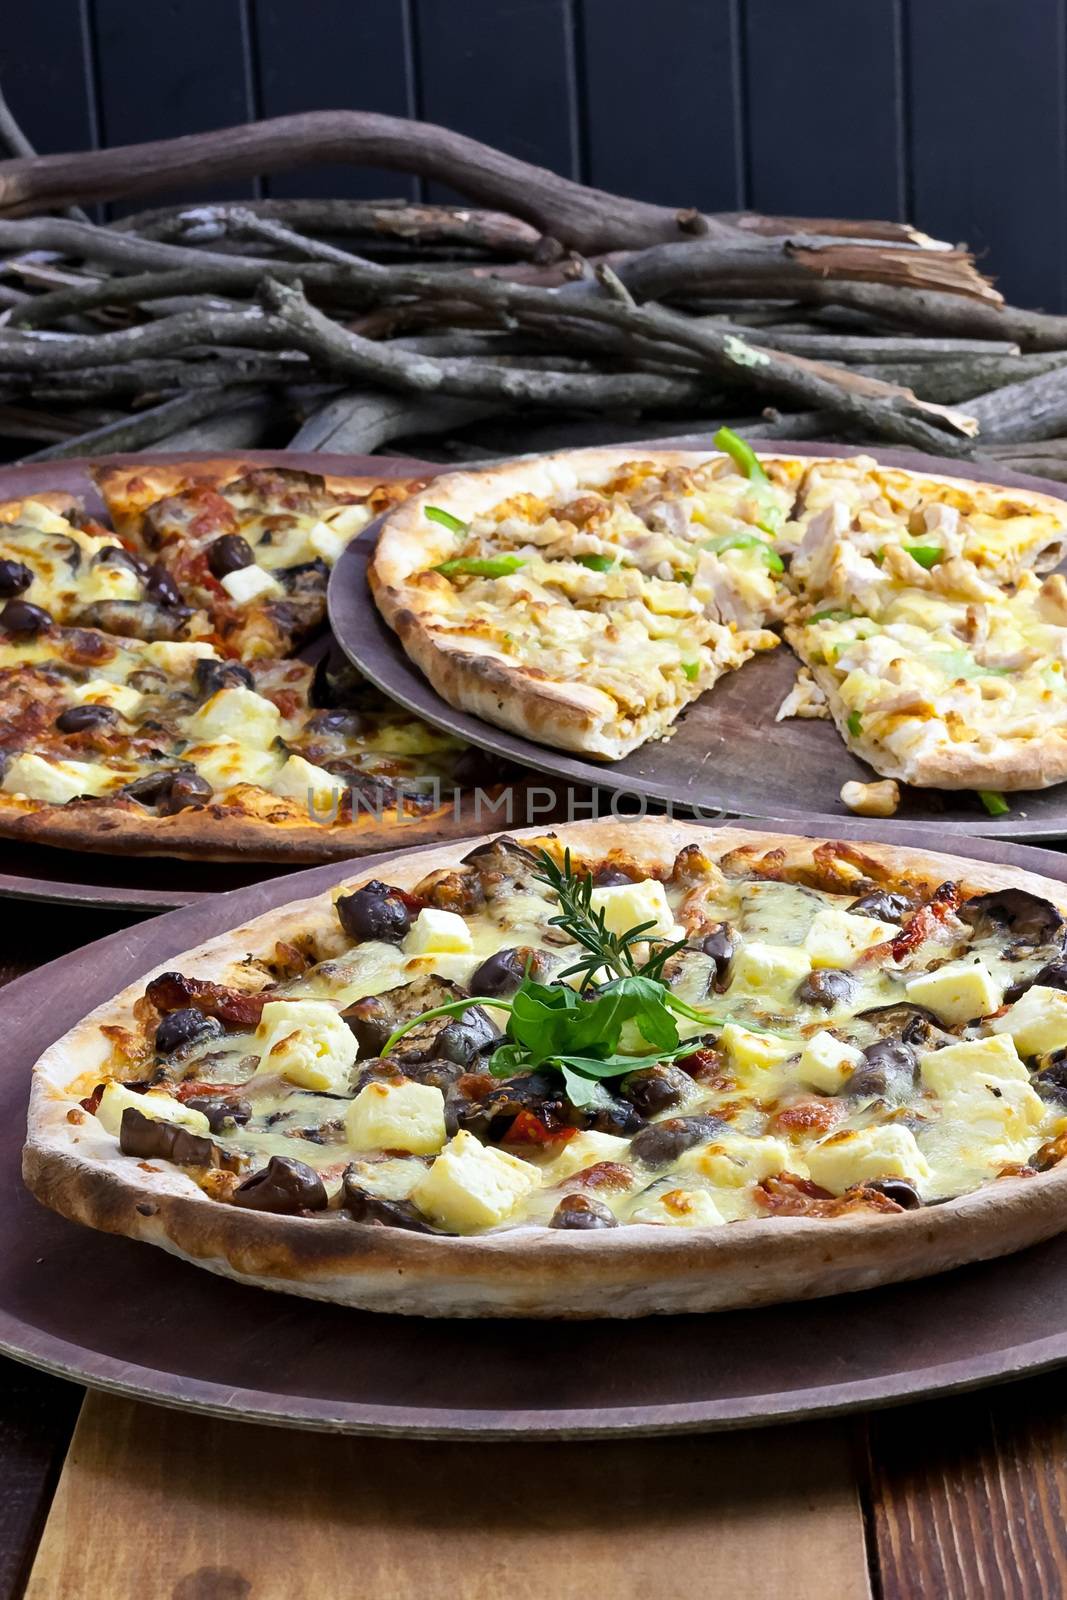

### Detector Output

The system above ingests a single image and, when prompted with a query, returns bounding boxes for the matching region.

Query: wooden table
[2,906,1065,1600]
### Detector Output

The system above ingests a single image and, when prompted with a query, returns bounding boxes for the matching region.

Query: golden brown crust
[25,817,1067,1317]
[0,491,82,524]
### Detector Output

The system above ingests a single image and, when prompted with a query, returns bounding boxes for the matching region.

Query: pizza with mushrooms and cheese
[370,438,1067,794]
[25,818,1067,1317]
[0,463,517,862]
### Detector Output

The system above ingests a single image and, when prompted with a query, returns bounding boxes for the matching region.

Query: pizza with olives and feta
[0,465,520,862]
[25,818,1067,1318]
[370,438,1067,790]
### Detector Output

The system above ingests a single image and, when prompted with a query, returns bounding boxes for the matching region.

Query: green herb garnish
[434,555,526,579]
[575,553,616,572]
[978,790,1010,817]
[425,505,468,535]
[847,710,863,737]
[702,532,785,572]
[378,848,791,1099]
[714,425,770,485]
[902,543,944,569]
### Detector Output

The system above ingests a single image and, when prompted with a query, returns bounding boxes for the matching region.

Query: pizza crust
[24,817,1067,1317]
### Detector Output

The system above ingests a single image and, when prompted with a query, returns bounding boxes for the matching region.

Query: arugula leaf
[425,505,468,535]
[434,555,526,579]
[713,425,770,485]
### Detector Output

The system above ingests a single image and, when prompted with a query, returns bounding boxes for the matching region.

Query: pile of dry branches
[1,106,1066,475]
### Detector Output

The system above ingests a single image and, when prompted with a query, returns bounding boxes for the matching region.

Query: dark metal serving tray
[330,440,1067,841]
[6,820,1067,1439]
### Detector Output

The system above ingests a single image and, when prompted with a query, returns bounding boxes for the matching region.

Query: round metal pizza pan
[329,438,1067,841]
[7,819,1067,1439]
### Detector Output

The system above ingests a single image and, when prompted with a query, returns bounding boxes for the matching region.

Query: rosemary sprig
[533,847,687,988]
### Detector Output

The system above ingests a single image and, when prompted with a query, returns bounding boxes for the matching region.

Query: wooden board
[7,821,1067,1438]
[330,440,1067,841]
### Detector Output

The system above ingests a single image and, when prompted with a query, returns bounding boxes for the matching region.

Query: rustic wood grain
[0,1369,80,1600]
[24,1394,872,1600]
[863,1376,1067,1599]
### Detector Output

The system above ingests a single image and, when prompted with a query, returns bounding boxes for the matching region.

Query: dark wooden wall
[3,0,1064,309]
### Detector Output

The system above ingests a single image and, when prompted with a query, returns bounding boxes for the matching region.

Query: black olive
[847,890,914,922]
[959,888,1066,952]
[1,600,51,637]
[182,1096,252,1132]
[619,1063,691,1116]
[119,1107,222,1169]
[856,1003,946,1049]
[55,703,118,734]
[629,1114,722,1168]
[193,657,255,698]
[206,534,255,579]
[435,1010,498,1067]
[578,1095,645,1136]
[121,771,176,807]
[1006,958,1067,1003]
[145,563,183,608]
[0,559,33,598]
[699,924,735,987]
[460,835,540,872]
[593,865,636,887]
[550,1194,617,1230]
[468,946,534,998]
[796,969,857,1010]
[158,771,213,814]
[844,1037,918,1100]
[336,880,411,943]
[452,1070,568,1142]
[341,1170,436,1232]
[863,1177,923,1209]
[1035,1054,1067,1104]
[154,1006,220,1056]
[233,1155,327,1213]
[306,709,366,737]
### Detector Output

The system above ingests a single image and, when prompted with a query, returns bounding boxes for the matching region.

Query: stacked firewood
[1,105,1066,474]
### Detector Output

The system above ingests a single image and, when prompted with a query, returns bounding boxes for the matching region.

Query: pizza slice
[371,445,808,759]
[95,461,423,660]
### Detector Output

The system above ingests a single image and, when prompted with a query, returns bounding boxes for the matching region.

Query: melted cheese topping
[81,842,1067,1234]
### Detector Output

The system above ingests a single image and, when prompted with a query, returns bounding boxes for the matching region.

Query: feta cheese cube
[185,686,281,748]
[96,1082,210,1139]
[141,641,218,676]
[219,565,282,605]
[797,1031,865,1093]
[728,940,812,998]
[403,907,472,955]
[344,1156,425,1202]
[411,1130,540,1230]
[186,739,283,793]
[806,1124,929,1195]
[345,1079,447,1155]
[2,753,120,804]
[920,1033,1028,1098]
[629,1187,727,1227]
[720,1022,798,1077]
[308,519,346,564]
[905,957,1003,1025]
[271,753,343,809]
[804,907,899,969]
[70,679,143,718]
[679,1132,793,1187]
[991,985,1067,1057]
[254,999,357,1093]
[588,878,674,940]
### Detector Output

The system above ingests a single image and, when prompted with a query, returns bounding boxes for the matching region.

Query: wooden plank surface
[864,1376,1067,1600]
[23,1394,872,1600]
